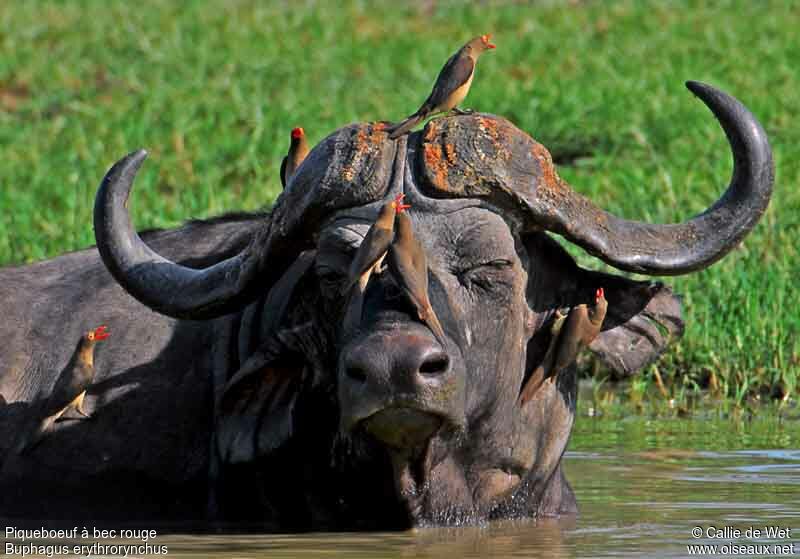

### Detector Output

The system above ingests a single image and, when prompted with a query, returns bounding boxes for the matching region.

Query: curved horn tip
[685,80,711,96]
[685,81,733,108]
[102,148,149,185]
[121,148,149,170]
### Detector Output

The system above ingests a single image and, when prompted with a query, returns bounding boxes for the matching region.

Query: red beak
[93,325,110,341]
[291,127,304,140]
[595,288,604,302]
[393,193,412,213]
[482,34,496,49]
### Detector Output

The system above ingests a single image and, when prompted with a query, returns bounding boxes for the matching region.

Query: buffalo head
[93,82,772,528]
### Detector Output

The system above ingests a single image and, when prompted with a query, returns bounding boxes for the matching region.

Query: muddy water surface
[6,400,799,558]
[131,405,800,558]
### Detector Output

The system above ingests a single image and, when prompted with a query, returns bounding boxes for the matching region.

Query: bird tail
[421,306,447,347]
[387,111,426,140]
[14,415,55,455]
[518,365,546,406]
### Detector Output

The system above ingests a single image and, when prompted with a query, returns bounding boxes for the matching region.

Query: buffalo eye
[456,259,514,292]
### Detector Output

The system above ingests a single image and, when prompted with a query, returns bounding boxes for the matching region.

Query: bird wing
[519,312,567,404]
[550,305,591,376]
[46,359,92,414]
[589,297,608,334]
[280,156,288,188]
[410,236,428,275]
[345,224,393,291]
[427,50,475,109]
[388,240,429,313]
[389,241,447,343]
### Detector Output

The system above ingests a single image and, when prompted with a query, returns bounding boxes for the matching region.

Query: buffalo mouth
[360,406,443,450]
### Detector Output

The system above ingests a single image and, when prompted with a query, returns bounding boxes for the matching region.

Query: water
[4,402,799,558]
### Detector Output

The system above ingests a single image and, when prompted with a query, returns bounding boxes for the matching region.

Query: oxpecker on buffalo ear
[519,289,607,404]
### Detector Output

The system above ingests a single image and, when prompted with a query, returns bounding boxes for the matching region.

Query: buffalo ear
[523,233,684,377]
[584,272,684,377]
[215,349,303,464]
[215,250,318,465]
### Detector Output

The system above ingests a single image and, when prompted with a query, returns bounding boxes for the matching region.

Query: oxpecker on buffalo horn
[387,34,496,139]
[280,127,310,189]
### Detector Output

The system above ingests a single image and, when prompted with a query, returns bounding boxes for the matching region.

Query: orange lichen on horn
[423,120,440,142]
[444,143,457,164]
[423,142,449,191]
[368,124,385,145]
[342,127,371,182]
[355,127,369,154]
[530,141,562,193]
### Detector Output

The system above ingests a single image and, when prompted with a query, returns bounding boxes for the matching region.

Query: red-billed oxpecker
[342,194,411,334]
[16,325,109,453]
[343,193,411,295]
[280,127,310,188]
[520,288,608,404]
[388,34,496,139]
[387,210,447,345]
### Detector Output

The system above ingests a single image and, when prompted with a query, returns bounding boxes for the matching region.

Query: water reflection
[159,518,578,558]
[6,411,798,558]
[147,415,800,558]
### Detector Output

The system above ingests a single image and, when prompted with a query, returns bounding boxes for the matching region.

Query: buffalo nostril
[418,353,450,376]
[346,366,368,383]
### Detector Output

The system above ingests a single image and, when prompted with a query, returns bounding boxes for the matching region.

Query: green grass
[0,0,797,406]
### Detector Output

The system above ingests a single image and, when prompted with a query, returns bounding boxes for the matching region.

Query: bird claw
[551,309,568,334]
[76,407,94,420]
[452,107,474,115]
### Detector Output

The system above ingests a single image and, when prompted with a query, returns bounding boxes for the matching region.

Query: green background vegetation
[0,0,797,409]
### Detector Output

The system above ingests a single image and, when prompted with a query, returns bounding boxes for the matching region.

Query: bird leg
[60,391,93,421]
[451,107,474,115]
[372,253,387,276]
[75,403,93,420]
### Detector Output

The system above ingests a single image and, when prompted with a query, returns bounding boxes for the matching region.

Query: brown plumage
[16,325,109,454]
[342,195,411,334]
[388,34,496,140]
[343,194,410,295]
[280,127,310,188]
[386,211,447,344]
[519,288,607,404]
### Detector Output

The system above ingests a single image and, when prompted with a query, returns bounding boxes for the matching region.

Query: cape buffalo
[0,82,773,530]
